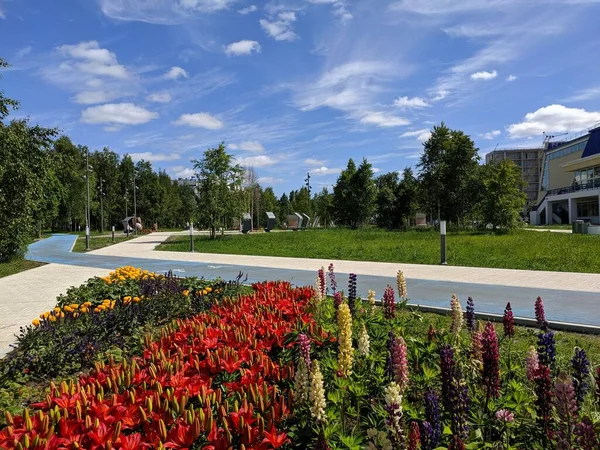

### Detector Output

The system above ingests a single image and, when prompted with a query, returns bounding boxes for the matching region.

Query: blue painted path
[25,235,600,326]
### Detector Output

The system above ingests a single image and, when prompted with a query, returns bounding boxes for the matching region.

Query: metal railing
[545,179,600,197]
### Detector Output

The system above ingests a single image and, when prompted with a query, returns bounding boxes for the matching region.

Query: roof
[581,127,600,158]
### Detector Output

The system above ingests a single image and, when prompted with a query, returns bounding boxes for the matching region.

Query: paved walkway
[2,231,600,355]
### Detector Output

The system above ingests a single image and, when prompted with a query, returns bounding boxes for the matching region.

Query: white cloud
[163,66,189,80]
[229,140,265,152]
[238,4,257,14]
[506,74,517,82]
[225,40,261,56]
[86,79,103,88]
[564,86,600,102]
[480,130,501,140]
[360,112,410,128]
[99,0,234,23]
[74,91,121,105]
[257,176,284,185]
[147,92,172,103]
[0,8,4,19]
[470,70,498,80]
[58,41,129,79]
[260,11,298,41]
[443,24,502,38]
[305,158,325,166]
[235,154,277,167]
[313,166,342,176]
[173,112,223,129]
[16,46,33,58]
[173,167,195,178]
[400,128,431,142]
[130,152,181,162]
[394,96,429,109]
[309,0,352,22]
[81,103,158,125]
[507,104,600,139]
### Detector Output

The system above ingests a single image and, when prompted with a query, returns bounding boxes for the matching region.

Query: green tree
[333,158,376,228]
[193,143,244,239]
[262,187,279,228]
[313,187,333,227]
[0,59,19,120]
[375,171,400,229]
[396,167,419,228]
[277,193,291,225]
[417,123,480,225]
[478,160,526,231]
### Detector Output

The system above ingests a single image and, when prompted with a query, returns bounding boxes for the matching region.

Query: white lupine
[309,360,327,423]
[294,358,310,406]
[358,323,371,356]
[367,290,376,310]
[314,275,323,303]
[396,270,407,299]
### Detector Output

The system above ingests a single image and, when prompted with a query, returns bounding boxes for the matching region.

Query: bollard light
[189,223,194,253]
[440,220,447,265]
[85,226,91,251]
[112,226,115,243]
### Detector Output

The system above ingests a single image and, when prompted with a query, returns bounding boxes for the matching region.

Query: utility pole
[305,172,311,196]
[99,177,104,234]
[85,149,91,251]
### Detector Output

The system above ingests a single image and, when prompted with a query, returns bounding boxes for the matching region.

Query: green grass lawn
[0,258,45,278]
[156,228,600,273]
[72,235,136,252]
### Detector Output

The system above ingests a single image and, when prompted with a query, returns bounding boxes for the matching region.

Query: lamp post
[440,220,447,265]
[133,174,137,235]
[124,189,129,237]
[85,149,91,251]
[99,177,104,235]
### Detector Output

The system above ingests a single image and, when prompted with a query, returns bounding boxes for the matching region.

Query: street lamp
[85,149,91,251]
[133,172,138,235]
[99,177,104,235]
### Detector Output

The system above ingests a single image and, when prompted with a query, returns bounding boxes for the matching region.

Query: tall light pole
[99,177,104,234]
[133,173,137,235]
[85,149,91,251]
[124,189,129,237]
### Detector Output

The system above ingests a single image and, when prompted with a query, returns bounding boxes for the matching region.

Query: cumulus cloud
[313,166,342,176]
[173,112,223,129]
[163,66,189,80]
[360,112,410,128]
[58,41,129,79]
[400,128,431,142]
[305,158,325,166]
[172,166,195,178]
[506,74,517,82]
[235,154,277,167]
[471,70,498,80]
[130,152,181,162]
[394,96,429,109]
[260,11,298,41]
[225,40,261,56]
[507,104,600,138]
[99,0,234,23]
[238,4,257,14]
[81,103,158,125]
[147,92,172,103]
[480,130,501,140]
[229,141,265,152]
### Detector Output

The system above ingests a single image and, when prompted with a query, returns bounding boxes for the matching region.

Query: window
[577,201,599,218]
[574,165,600,186]
[542,138,589,189]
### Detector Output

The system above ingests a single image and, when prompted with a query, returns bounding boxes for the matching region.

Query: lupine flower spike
[576,416,599,449]
[471,329,483,362]
[396,270,407,299]
[309,360,327,423]
[328,263,337,293]
[448,436,466,450]
[571,347,590,406]
[298,333,311,368]
[314,275,323,303]
[503,302,515,338]
[384,382,405,447]
[465,296,475,332]
[537,330,556,372]
[450,294,463,336]
[423,391,442,449]
[534,364,554,439]
[294,358,310,407]
[408,421,420,450]
[367,289,376,311]
[535,296,546,328]
[333,292,343,309]
[358,323,370,356]
[347,273,357,314]
[393,336,409,393]
[383,284,396,319]
[337,303,353,377]
[554,372,579,449]
[482,322,500,399]
[526,346,539,382]
[318,266,326,298]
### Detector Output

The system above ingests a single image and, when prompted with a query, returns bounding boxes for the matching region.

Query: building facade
[529,125,600,225]
[485,147,544,209]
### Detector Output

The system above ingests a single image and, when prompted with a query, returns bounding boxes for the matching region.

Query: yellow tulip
[49,316,57,322]
[32,319,40,327]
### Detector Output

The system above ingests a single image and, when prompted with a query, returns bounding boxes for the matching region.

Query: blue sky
[2,0,600,194]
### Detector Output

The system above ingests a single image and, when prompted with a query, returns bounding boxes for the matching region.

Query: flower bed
[2,266,600,449]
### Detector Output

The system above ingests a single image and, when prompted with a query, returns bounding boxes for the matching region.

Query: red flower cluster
[0,282,331,450]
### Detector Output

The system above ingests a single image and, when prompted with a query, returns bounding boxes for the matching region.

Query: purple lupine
[482,322,500,399]
[537,330,556,372]
[440,345,456,412]
[420,421,434,450]
[534,364,554,441]
[465,296,475,332]
[555,372,579,449]
[535,296,546,328]
[392,336,409,392]
[576,416,599,450]
[571,347,590,406]
[298,333,311,368]
[383,284,396,319]
[347,273,357,314]
[328,263,337,293]
[450,376,470,440]
[503,302,515,338]
[423,391,441,449]
[333,291,343,310]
